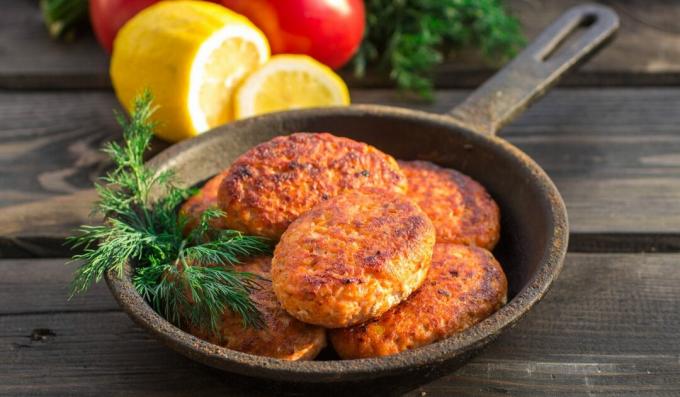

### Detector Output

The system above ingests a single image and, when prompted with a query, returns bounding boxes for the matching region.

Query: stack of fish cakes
[180,132,507,360]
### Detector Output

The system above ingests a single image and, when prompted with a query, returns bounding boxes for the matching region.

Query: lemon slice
[189,25,269,132]
[234,55,350,119]
[110,1,269,142]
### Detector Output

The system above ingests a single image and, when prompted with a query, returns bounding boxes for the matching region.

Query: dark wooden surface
[2,254,679,396]
[2,88,680,256]
[4,0,680,89]
[1,0,679,396]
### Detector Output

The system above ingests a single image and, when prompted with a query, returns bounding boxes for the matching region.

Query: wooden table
[2,1,679,395]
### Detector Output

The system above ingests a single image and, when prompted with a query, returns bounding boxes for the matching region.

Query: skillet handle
[448,3,619,136]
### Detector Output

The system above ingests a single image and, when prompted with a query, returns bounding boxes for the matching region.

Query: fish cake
[179,170,229,233]
[330,244,507,359]
[399,160,500,250]
[219,133,407,239]
[272,188,435,328]
[189,256,327,361]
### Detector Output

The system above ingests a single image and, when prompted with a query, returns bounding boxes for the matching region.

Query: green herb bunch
[68,91,270,330]
[353,0,525,98]
[40,0,89,40]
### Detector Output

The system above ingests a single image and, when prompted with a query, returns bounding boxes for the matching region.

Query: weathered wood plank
[1,88,680,255]
[512,0,680,80]
[0,310,266,397]
[0,259,116,315]
[444,0,680,87]
[3,0,680,89]
[0,0,110,89]
[0,92,120,207]
[411,252,680,397]
[362,88,680,235]
[1,254,678,396]
[569,233,680,253]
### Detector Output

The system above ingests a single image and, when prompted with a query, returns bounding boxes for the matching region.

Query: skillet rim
[105,104,568,382]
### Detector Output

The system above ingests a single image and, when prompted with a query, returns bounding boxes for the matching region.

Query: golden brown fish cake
[272,188,435,328]
[179,170,229,233]
[188,256,326,361]
[218,133,408,239]
[399,160,500,250]
[329,243,507,359]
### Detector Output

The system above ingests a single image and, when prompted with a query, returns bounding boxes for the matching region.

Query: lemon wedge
[234,55,350,119]
[110,1,270,142]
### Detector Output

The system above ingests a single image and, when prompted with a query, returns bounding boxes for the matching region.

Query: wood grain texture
[0,91,166,257]
[0,1,109,89]
[1,254,678,396]
[2,2,678,395]
[425,0,680,88]
[1,89,680,255]
[0,92,119,207]
[356,88,680,235]
[411,252,680,397]
[0,258,115,315]
[3,0,680,89]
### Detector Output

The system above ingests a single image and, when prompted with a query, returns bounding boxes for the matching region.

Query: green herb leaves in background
[68,91,270,330]
[354,0,525,98]
[40,0,89,40]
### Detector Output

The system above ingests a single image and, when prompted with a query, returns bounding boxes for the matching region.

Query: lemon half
[111,1,270,142]
[234,55,350,119]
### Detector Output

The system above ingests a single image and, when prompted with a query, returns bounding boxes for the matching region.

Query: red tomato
[218,0,365,69]
[89,0,161,53]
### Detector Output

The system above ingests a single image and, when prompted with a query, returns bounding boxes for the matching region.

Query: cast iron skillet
[106,4,618,394]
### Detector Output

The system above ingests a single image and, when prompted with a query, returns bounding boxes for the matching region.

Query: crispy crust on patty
[398,160,500,249]
[189,256,326,361]
[329,244,507,359]
[218,133,408,239]
[179,171,229,233]
[272,188,435,328]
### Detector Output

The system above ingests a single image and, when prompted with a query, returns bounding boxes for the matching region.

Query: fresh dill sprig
[353,0,526,98]
[68,91,270,330]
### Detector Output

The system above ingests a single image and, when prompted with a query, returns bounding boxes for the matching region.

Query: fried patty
[329,244,507,359]
[272,188,435,328]
[218,133,408,239]
[189,256,327,360]
[399,160,500,249]
[179,170,229,233]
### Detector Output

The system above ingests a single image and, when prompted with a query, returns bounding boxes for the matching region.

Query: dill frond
[68,90,271,330]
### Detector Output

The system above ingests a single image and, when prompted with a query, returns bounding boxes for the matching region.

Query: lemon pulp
[235,55,350,119]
